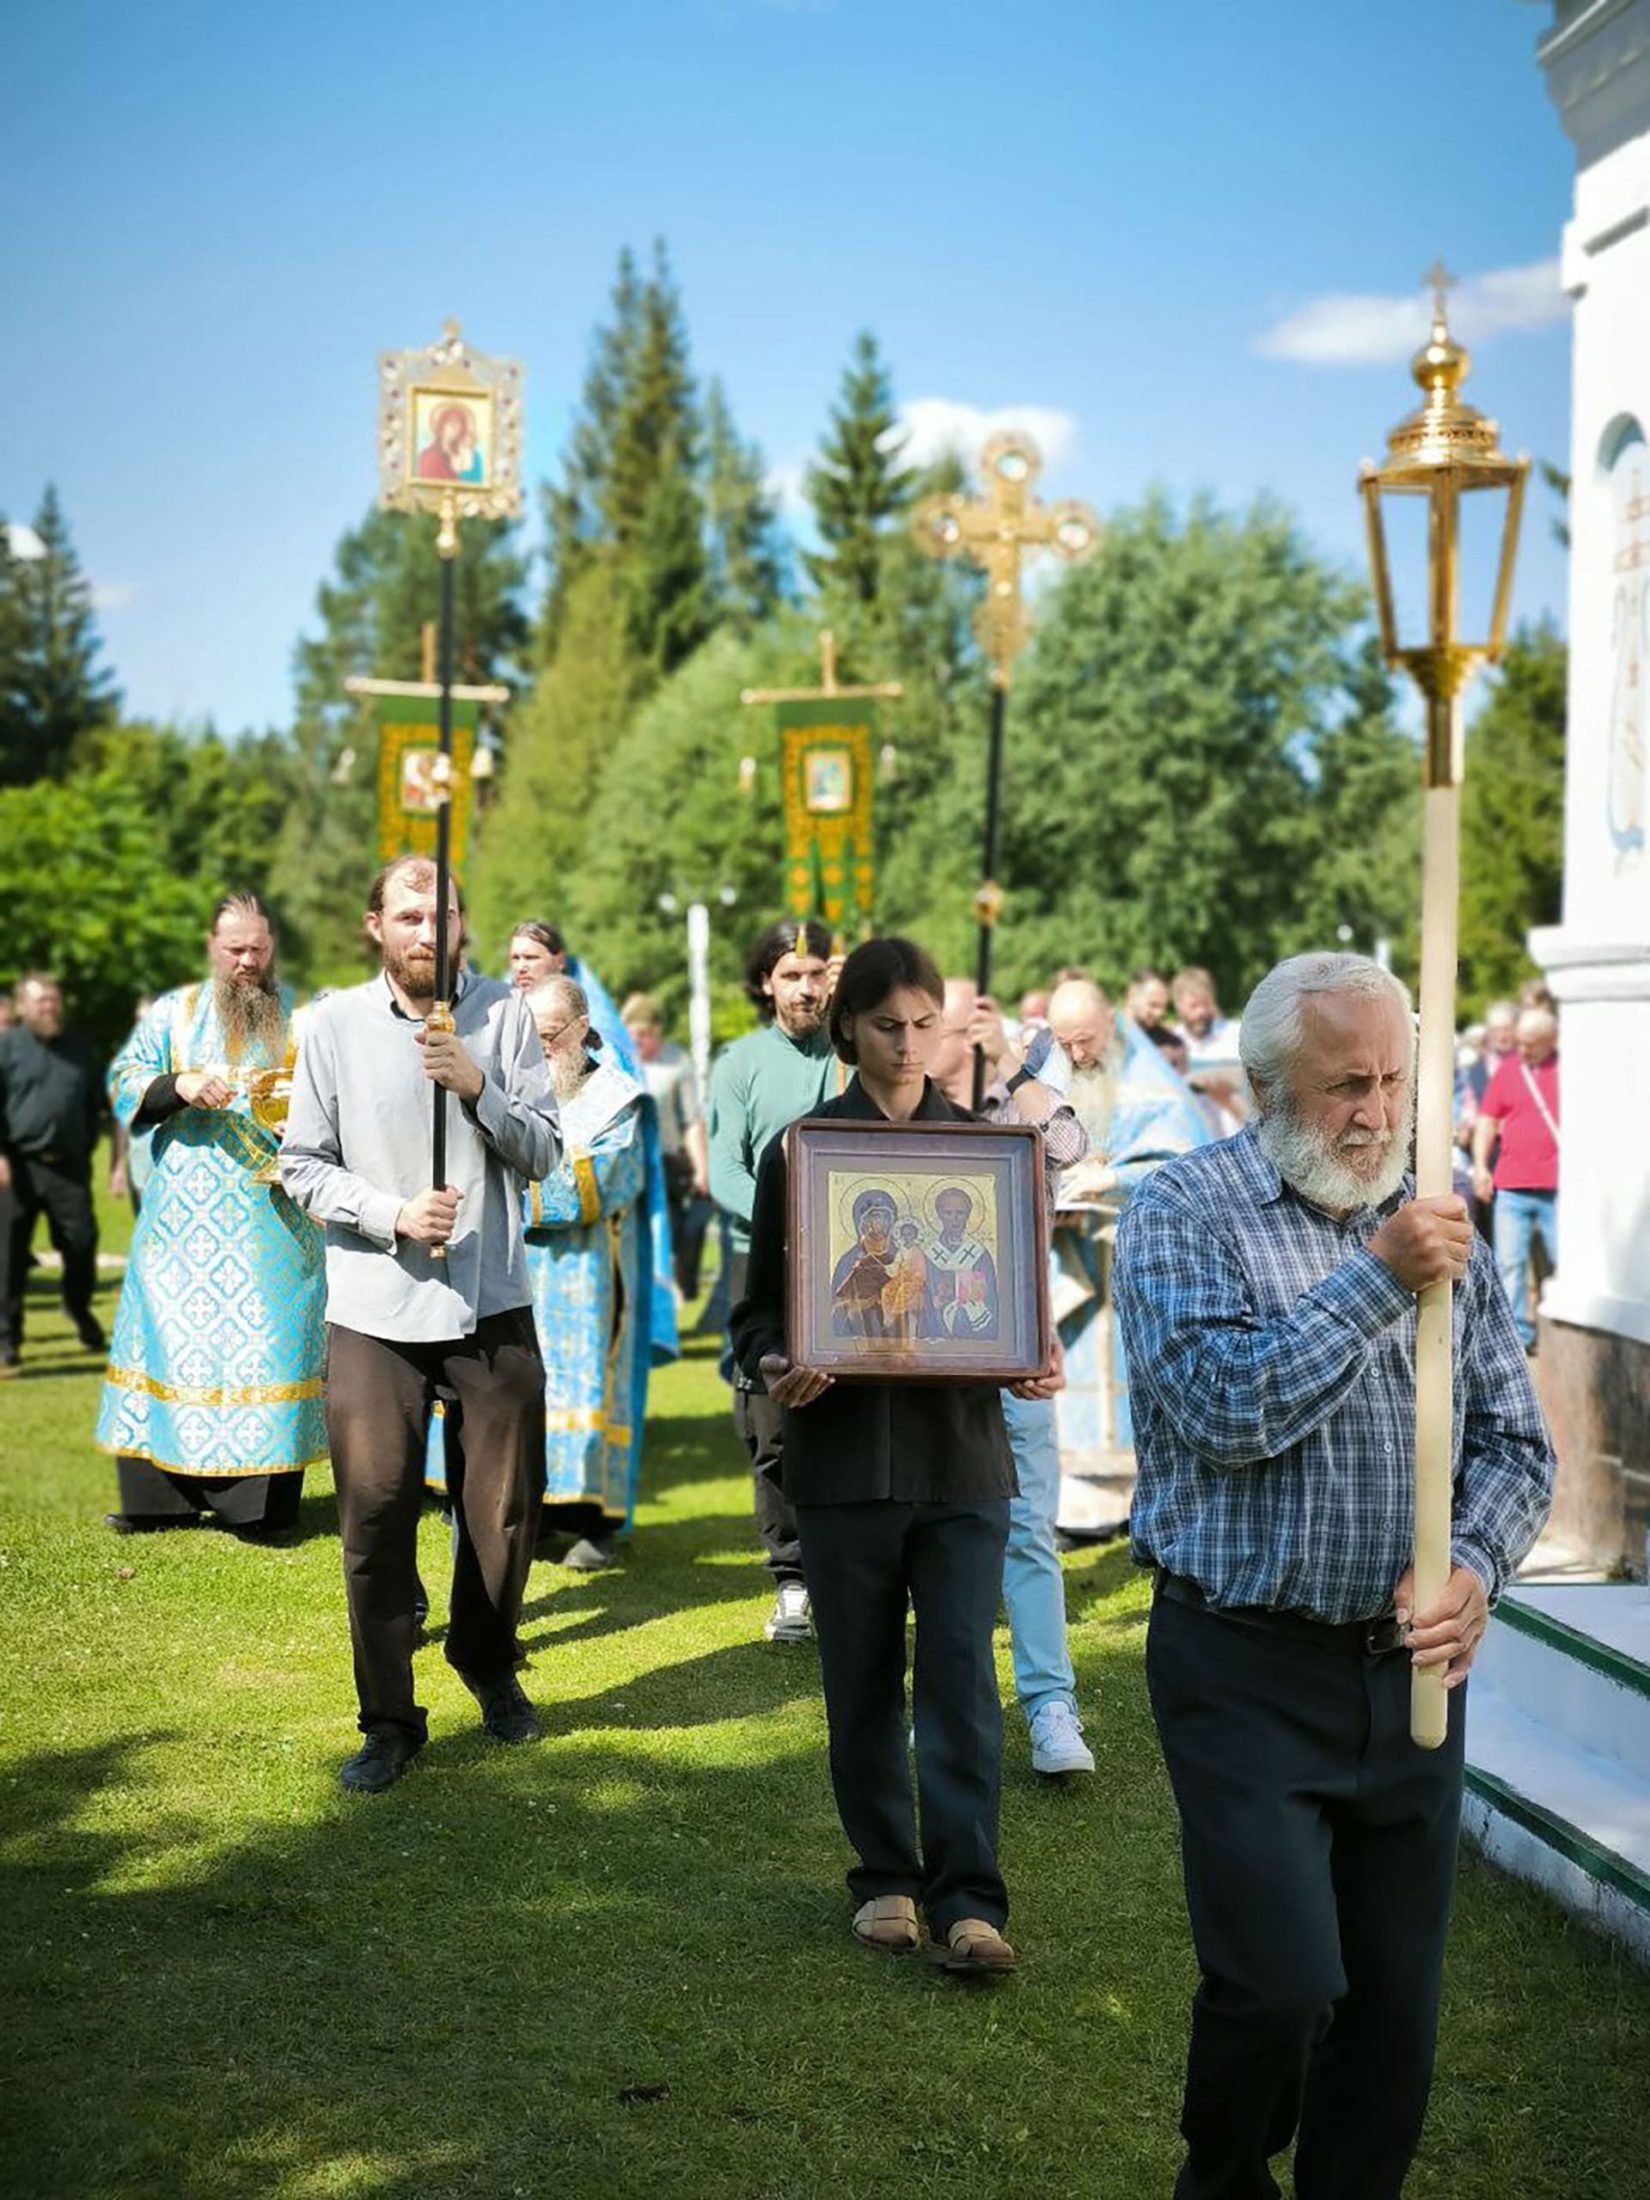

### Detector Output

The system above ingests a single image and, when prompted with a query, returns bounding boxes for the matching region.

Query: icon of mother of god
[416,400,486,485]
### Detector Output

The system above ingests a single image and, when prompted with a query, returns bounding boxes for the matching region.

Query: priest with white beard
[1113,951,1553,2200]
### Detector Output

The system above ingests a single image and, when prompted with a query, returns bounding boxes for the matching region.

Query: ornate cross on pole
[738,628,904,708]
[914,432,1100,1102]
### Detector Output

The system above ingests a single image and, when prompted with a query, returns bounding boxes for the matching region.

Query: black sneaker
[340,1729,423,1794]
[75,1315,108,1355]
[460,1671,539,1744]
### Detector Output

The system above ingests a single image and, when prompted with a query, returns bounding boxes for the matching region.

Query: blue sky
[4,0,1575,733]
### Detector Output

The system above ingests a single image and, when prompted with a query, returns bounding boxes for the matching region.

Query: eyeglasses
[536,1021,578,1048]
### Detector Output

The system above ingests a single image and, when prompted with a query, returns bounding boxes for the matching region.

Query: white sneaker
[764,1582,813,1643]
[1029,1700,1094,1776]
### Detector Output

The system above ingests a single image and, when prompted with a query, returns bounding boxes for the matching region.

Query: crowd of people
[0,884,1564,2197]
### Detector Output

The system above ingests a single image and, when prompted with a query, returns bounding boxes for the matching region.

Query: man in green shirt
[707,920,838,1642]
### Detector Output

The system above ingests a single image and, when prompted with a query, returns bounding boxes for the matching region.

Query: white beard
[1256,1099,1412,1215]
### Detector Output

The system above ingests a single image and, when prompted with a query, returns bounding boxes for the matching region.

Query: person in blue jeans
[1001,1383,1094,1773]
[936,981,1094,1777]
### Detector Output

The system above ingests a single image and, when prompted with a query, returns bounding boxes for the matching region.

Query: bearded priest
[96,891,326,1535]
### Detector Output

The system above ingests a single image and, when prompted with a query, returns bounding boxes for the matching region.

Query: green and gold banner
[373,695,478,869]
[776,699,876,939]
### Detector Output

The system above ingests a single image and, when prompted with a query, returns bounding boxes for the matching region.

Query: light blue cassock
[425,952,677,1529]
[426,1063,653,1526]
[565,955,679,1387]
[95,983,327,1478]
[1033,1018,1213,1455]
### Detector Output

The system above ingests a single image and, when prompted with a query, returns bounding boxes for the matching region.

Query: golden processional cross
[914,433,1100,1101]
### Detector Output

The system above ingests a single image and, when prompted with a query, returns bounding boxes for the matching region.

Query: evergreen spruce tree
[603,244,700,548]
[0,486,119,786]
[704,378,787,633]
[540,249,644,659]
[469,557,634,960]
[627,456,711,674]
[804,332,915,604]
[0,519,24,782]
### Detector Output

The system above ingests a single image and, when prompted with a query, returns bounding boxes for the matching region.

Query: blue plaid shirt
[1114,1124,1554,1623]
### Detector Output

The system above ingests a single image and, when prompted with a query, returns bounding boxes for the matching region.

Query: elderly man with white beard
[1113,953,1552,2200]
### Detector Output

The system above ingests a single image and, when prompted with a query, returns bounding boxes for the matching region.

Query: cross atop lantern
[1359,265,1529,787]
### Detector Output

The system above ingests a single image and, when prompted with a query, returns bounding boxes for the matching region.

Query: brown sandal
[941,1917,1017,1974]
[852,1895,921,1953]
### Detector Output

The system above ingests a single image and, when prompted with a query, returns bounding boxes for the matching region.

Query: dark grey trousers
[325,1311,546,1742]
[1147,1586,1465,2200]
[733,1385,804,1585]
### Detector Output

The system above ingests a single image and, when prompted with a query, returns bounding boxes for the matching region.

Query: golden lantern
[1359,266,1528,788]
[1358,266,1527,1751]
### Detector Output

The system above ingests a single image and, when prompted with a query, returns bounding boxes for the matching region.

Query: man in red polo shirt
[1471,1007,1559,1353]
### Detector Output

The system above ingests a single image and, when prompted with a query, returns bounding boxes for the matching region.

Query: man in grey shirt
[282,855,559,1794]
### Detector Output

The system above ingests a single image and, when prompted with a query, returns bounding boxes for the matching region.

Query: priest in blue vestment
[96,893,327,1533]
[1036,976,1213,1459]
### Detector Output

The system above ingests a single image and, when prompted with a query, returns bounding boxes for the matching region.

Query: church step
[1475,1585,1650,1779]
[1462,1684,1650,1962]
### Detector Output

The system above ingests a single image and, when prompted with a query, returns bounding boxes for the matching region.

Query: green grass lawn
[2,1201,1647,2199]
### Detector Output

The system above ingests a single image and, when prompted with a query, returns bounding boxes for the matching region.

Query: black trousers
[1146,1587,1465,2200]
[662,1154,709,1300]
[797,1497,1010,1936]
[115,1455,303,1531]
[324,1310,546,1743]
[733,1386,803,1585]
[0,1152,99,1351]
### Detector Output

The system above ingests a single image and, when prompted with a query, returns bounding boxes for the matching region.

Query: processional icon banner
[372,693,480,867]
[774,699,877,937]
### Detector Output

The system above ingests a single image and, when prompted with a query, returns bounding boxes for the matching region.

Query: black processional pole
[913,433,1101,1110]
[376,317,525,1249]
[426,525,459,1244]
[971,682,1008,1109]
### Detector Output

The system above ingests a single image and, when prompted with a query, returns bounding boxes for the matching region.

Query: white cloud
[1254,258,1566,367]
[4,526,137,611]
[894,398,1079,473]
[765,454,810,513]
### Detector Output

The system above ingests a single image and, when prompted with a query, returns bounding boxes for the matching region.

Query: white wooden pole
[1410,704,1461,1751]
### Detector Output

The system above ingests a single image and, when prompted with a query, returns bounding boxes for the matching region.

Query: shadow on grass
[7,1327,1650,2200]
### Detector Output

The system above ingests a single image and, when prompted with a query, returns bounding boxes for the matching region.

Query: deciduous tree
[1458,623,1566,1007]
